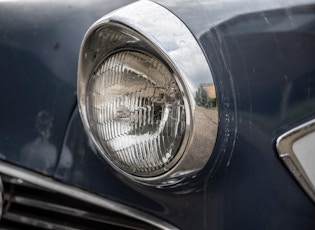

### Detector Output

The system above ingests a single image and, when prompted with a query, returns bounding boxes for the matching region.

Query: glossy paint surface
[0,0,134,174]
[158,0,315,229]
[55,1,315,229]
[1,0,315,229]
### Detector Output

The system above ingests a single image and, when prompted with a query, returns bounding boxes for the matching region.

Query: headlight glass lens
[87,51,186,176]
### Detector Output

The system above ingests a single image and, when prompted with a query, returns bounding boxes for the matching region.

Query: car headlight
[87,50,186,176]
[78,0,218,185]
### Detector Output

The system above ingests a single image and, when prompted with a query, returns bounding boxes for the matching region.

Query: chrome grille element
[0,175,157,230]
[0,161,178,229]
[0,161,177,230]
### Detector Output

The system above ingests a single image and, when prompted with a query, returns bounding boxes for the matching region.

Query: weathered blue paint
[1,0,315,229]
[0,0,134,175]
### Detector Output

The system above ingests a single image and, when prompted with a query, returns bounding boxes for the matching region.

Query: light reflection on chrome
[78,0,218,186]
[277,119,315,202]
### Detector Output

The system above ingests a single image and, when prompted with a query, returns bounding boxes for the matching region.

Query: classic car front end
[0,0,314,229]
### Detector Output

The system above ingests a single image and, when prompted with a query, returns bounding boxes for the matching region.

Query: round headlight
[78,0,218,186]
[87,50,186,176]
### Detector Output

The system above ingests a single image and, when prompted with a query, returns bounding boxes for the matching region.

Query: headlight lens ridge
[87,50,186,176]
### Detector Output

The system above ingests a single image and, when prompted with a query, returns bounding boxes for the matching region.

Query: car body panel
[0,0,134,175]
[1,0,315,229]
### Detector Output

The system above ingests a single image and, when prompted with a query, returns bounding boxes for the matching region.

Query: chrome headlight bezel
[80,23,191,177]
[78,0,218,186]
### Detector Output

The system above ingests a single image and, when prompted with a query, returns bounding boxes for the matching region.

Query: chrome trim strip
[0,161,178,230]
[78,0,218,185]
[2,195,141,229]
[276,118,315,202]
[4,212,78,230]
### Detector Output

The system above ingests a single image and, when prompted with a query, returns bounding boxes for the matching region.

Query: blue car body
[0,0,314,229]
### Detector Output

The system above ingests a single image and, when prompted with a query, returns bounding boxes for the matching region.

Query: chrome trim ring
[276,119,315,202]
[78,0,218,185]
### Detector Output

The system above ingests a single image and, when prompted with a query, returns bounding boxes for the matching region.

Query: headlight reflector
[87,51,186,176]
